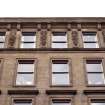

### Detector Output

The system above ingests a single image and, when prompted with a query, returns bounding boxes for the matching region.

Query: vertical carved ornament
[40,30,47,47]
[8,32,16,48]
[72,31,78,47]
[102,31,105,42]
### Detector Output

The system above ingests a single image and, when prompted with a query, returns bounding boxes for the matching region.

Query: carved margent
[102,31,105,42]
[40,30,47,47]
[72,31,78,47]
[8,32,16,48]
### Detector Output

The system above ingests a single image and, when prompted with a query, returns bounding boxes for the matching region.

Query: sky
[0,0,105,17]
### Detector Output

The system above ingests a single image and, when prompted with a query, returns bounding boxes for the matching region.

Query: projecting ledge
[83,90,105,95]
[46,90,77,95]
[8,90,39,95]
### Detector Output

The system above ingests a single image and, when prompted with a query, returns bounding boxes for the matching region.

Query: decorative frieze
[72,31,78,47]
[40,30,47,47]
[8,31,16,48]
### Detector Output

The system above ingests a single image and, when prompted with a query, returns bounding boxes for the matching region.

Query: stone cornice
[0,48,105,53]
[46,89,77,95]
[0,17,105,23]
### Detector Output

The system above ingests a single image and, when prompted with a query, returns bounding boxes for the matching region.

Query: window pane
[52,43,67,48]
[52,36,67,42]
[16,74,34,85]
[0,36,5,42]
[0,43,4,48]
[83,35,97,42]
[84,43,99,48]
[52,74,69,85]
[86,63,103,72]
[18,64,34,72]
[91,103,105,105]
[52,64,69,72]
[22,36,36,42]
[87,73,105,85]
[21,43,35,48]
[14,103,32,105]
[52,103,70,105]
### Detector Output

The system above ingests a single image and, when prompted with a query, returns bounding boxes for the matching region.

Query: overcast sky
[0,0,104,17]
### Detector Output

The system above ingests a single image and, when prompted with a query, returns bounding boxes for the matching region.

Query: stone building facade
[0,18,105,105]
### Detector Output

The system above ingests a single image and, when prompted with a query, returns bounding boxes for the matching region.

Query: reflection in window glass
[52,74,69,85]
[21,32,36,48]
[16,60,34,85]
[16,74,34,85]
[52,32,67,48]
[88,73,105,85]
[83,32,99,48]
[86,60,105,85]
[84,43,99,48]
[52,60,70,85]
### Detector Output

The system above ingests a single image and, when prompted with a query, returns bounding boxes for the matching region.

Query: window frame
[13,58,37,87]
[84,58,105,87]
[11,97,35,105]
[20,32,36,48]
[49,96,73,105]
[0,32,6,48]
[51,32,68,48]
[88,96,105,105]
[82,31,99,48]
[50,58,72,87]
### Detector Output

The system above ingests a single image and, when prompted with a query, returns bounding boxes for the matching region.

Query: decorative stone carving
[40,30,47,47]
[8,32,16,48]
[7,24,11,31]
[37,24,41,31]
[97,23,101,31]
[67,24,71,31]
[17,24,21,31]
[72,31,78,47]
[47,24,51,31]
[77,24,81,31]
[102,31,105,42]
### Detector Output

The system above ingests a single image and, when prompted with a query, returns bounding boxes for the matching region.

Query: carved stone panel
[8,32,16,48]
[40,30,47,47]
[72,31,78,47]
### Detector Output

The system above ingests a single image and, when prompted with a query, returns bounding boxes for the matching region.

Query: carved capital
[67,24,71,31]
[17,24,21,31]
[97,23,101,31]
[77,24,81,31]
[40,30,47,47]
[37,24,41,31]
[7,24,11,31]
[72,31,78,47]
[47,24,51,31]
